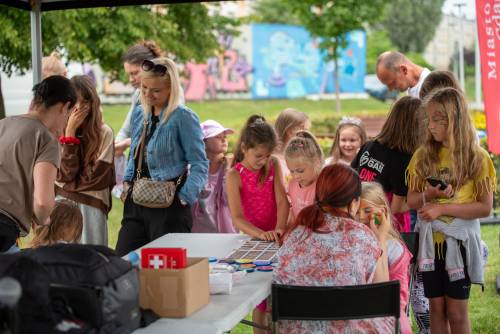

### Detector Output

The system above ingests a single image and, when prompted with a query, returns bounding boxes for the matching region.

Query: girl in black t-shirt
[352,96,422,232]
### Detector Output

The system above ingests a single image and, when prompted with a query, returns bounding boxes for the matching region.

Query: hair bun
[142,40,165,58]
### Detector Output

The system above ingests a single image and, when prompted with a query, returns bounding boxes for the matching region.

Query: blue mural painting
[251,24,366,99]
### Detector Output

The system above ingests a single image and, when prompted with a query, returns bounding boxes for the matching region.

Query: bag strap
[134,118,149,180]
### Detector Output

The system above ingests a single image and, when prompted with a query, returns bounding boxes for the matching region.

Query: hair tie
[250,118,265,127]
[315,200,324,212]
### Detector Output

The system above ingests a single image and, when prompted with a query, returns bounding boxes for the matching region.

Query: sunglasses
[141,59,167,76]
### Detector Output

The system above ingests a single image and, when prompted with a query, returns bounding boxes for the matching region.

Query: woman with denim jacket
[115,57,208,256]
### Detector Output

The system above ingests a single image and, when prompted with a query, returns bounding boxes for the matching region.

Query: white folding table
[132,233,273,334]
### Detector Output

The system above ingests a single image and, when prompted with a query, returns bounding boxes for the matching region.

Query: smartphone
[426,176,448,190]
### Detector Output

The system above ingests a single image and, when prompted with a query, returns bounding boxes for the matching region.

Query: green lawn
[102,98,500,334]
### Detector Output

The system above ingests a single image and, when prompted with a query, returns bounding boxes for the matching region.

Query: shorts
[422,241,471,300]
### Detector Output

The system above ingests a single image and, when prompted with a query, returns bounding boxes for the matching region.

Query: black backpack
[23,244,141,334]
[0,253,55,334]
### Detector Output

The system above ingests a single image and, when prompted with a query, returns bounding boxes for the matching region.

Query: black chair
[271,280,400,333]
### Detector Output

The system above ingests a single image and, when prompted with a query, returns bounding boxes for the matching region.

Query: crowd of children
[5,48,491,334]
[185,70,493,334]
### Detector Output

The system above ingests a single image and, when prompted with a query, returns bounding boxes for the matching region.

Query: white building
[423,14,476,70]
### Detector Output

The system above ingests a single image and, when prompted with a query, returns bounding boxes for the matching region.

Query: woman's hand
[418,203,442,222]
[65,104,89,137]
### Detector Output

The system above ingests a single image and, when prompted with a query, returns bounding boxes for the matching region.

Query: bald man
[376,51,430,97]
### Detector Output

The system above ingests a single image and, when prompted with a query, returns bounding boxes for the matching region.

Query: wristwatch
[179,199,188,206]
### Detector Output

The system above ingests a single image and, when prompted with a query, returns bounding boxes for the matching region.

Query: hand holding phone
[426,176,448,190]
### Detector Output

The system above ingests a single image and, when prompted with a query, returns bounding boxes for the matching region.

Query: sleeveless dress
[234,162,277,232]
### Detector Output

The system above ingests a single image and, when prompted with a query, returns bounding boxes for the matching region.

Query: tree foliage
[280,0,389,111]
[381,0,445,53]
[250,0,301,25]
[0,3,238,118]
[0,3,239,78]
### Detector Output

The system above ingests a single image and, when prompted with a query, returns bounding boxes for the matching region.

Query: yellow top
[406,146,496,251]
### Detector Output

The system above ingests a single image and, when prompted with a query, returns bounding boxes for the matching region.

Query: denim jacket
[124,104,208,205]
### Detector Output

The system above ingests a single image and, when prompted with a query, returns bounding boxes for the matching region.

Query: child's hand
[418,203,442,221]
[258,230,281,242]
[368,210,390,243]
[425,183,454,200]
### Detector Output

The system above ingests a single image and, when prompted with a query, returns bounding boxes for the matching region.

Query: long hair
[360,182,401,241]
[232,115,277,183]
[286,164,361,238]
[274,108,309,153]
[285,130,324,173]
[330,118,367,162]
[376,96,422,154]
[416,87,483,190]
[70,75,103,167]
[30,200,83,248]
[122,40,164,65]
[140,57,180,123]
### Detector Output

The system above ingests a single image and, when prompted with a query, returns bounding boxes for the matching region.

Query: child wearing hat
[191,120,237,233]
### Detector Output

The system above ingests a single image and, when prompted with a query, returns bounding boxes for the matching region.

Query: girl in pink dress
[226,115,289,333]
[359,182,413,334]
[284,131,323,222]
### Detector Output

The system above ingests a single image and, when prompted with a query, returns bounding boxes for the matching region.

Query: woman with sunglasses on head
[56,75,116,246]
[115,58,208,256]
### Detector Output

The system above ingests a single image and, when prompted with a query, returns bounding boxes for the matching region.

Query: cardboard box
[139,257,210,318]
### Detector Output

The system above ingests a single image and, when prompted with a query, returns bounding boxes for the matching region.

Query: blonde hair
[140,57,180,123]
[42,51,67,79]
[330,119,367,162]
[416,87,483,191]
[30,200,83,248]
[274,108,309,152]
[376,96,422,154]
[360,182,400,241]
[285,130,324,172]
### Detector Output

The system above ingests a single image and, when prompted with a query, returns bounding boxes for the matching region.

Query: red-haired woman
[274,163,392,333]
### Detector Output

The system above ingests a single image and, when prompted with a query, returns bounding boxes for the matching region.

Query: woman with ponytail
[274,164,392,333]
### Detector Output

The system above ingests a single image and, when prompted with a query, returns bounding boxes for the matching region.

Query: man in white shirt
[376,51,430,98]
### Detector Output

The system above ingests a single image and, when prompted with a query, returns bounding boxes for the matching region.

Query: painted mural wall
[183,24,366,101]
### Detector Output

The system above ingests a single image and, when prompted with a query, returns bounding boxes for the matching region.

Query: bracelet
[59,136,81,145]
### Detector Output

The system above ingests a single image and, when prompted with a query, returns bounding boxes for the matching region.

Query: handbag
[131,118,183,208]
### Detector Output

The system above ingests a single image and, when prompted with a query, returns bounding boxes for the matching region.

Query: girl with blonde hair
[407,87,495,334]
[284,131,323,221]
[359,182,413,334]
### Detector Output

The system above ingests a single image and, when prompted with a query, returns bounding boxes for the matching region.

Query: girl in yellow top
[407,87,495,334]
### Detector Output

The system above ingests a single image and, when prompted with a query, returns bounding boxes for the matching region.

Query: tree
[250,0,301,25]
[381,0,445,53]
[0,3,239,118]
[281,0,389,112]
[366,29,395,74]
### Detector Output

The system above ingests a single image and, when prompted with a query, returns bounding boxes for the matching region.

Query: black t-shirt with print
[351,140,411,196]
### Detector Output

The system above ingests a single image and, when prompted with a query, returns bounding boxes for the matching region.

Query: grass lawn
[101,98,500,334]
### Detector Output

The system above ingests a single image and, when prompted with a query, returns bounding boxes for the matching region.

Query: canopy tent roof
[1,0,226,84]
[3,0,221,11]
